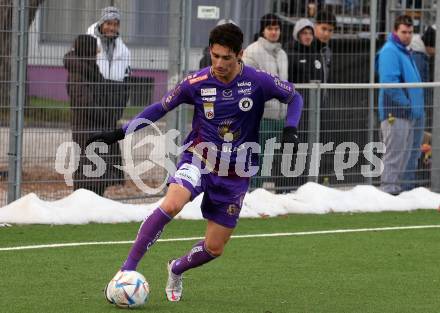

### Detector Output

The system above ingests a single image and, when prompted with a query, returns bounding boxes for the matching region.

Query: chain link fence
[1,0,439,206]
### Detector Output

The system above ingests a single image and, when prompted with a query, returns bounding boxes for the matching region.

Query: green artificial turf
[0,211,439,313]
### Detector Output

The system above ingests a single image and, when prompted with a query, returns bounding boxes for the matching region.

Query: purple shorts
[168,159,249,228]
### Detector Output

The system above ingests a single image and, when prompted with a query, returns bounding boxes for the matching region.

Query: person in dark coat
[287,18,324,84]
[286,18,324,188]
[64,34,123,196]
[86,6,130,189]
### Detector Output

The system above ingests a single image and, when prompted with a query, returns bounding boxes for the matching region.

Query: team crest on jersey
[238,97,253,111]
[203,102,215,119]
[314,60,322,69]
[227,204,240,216]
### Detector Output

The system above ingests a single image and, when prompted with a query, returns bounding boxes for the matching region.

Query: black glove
[86,128,125,146]
[281,126,299,154]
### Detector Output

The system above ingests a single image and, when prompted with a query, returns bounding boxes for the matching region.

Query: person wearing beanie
[242,13,289,193]
[81,6,132,195]
[287,18,324,84]
[285,19,325,188]
[87,6,130,81]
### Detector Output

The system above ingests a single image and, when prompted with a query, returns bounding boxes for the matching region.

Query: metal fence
[1,0,440,206]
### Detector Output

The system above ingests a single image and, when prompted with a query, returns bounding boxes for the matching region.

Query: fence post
[166,0,183,163]
[7,0,28,203]
[178,0,192,140]
[367,0,378,186]
[431,4,440,192]
[308,81,321,183]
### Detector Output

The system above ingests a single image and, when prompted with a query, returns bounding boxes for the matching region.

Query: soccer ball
[105,270,150,308]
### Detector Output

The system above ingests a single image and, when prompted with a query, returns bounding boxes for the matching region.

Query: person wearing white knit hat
[87,6,130,81]
[81,6,131,195]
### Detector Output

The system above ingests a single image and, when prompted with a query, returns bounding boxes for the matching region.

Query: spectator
[313,8,337,84]
[313,9,336,184]
[64,35,109,195]
[86,6,131,192]
[421,24,436,82]
[287,18,323,83]
[422,24,436,57]
[199,19,237,69]
[286,19,324,187]
[242,13,289,193]
[376,15,424,195]
[401,34,429,191]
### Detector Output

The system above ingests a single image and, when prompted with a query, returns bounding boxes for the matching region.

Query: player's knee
[205,242,225,257]
[160,199,184,217]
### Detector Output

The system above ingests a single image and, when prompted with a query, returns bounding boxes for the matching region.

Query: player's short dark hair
[209,23,243,55]
[316,9,337,28]
[394,15,413,31]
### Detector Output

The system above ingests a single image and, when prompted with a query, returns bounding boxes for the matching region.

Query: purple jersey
[125,64,303,175]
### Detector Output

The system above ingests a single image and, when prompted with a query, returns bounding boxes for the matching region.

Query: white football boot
[165,259,183,302]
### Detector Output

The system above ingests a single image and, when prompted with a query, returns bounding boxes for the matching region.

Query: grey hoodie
[293,18,314,41]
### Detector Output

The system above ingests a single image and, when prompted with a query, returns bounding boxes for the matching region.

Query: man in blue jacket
[377,15,424,195]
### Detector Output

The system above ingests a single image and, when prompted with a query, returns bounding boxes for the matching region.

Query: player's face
[263,25,281,43]
[298,28,314,46]
[315,23,334,44]
[395,24,413,46]
[210,44,243,83]
[100,20,120,38]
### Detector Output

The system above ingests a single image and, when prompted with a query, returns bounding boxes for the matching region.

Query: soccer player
[88,23,303,302]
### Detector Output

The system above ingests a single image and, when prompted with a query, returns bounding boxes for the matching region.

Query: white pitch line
[1,224,439,252]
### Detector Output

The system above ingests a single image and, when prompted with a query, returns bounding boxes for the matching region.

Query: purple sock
[121,207,172,271]
[171,240,217,275]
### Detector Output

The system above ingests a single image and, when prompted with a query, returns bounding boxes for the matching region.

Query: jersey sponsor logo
[218,119,240,141]
[203,102,215,119]
[201,87,217,96]
[189,74,208,84]
[181,73,195,83]
[222,89,233,99]
[202,96,216,102]
[238,87,252,95]
[237,81,252,87]
[238,97,253,111]
[274,77,292,92]
[221,143,246,153]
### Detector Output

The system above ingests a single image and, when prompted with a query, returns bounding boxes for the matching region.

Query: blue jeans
[402,117,425,191]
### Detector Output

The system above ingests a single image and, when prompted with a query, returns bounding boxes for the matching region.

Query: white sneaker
[165,259,183,302]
